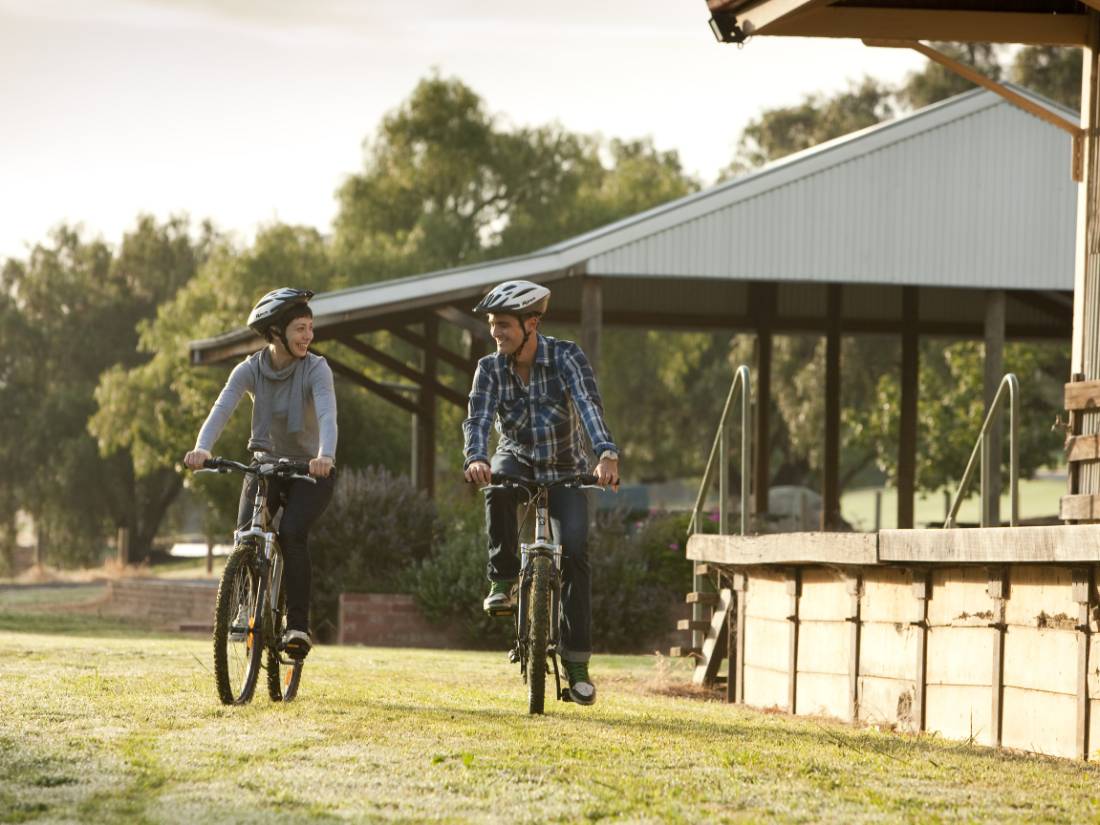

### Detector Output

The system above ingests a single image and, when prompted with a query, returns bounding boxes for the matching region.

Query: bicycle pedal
[560,688,573,703]
[487,606,515,618]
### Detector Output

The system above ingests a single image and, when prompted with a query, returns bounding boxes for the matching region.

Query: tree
[722,77,895,179]
[1,217,211,565]
[1012,46,1081,110]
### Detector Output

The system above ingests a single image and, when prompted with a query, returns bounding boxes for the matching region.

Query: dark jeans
[237,472,335,633]
[485,453,591,662]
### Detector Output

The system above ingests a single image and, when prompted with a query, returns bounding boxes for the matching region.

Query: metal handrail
[944,373,1020,529]
[687,365,752,537]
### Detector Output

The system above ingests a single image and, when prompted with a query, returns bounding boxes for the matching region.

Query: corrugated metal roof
[191,85,1076,356]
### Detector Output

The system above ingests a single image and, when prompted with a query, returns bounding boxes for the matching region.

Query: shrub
[309,466,438,637]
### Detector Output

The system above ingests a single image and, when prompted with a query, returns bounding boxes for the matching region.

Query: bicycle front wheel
[526,555,551,715]
[213,546,265,705]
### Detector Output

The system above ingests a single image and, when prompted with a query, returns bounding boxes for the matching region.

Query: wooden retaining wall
[689,525,1100,760]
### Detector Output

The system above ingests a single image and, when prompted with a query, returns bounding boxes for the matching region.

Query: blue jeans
[485,453,591,662]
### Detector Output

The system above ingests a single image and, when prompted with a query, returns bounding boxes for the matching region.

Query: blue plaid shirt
[462,335,618,481]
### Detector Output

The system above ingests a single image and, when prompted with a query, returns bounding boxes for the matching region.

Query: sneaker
[482,580,516,616]
[563,659,596,706]
[228,602,250,642]
[281,629,312,660]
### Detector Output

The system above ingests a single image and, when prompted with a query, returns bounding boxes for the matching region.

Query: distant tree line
[0,45,1078,567]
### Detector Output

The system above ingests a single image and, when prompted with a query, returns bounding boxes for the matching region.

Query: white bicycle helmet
[472,280,550,317]
[247,287,313,335]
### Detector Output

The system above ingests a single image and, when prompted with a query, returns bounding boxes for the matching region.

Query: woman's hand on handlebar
[309,456,334,478]
[464,460,492,485]
[184,448,212,471]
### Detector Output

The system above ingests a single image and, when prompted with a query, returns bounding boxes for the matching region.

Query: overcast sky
[0,0,928,261]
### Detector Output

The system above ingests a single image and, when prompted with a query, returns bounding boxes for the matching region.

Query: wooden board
[926,626,994,685]
[861,568,917,623]
[799,568,851,621]
[1066,433,1100,463]
[1085,635,1100,700]
[687,532,877,565]
[795,672,850,721]
[1065,379,1100,412]
[1089,699,1100,760]
[797,621,850,677]
[1061,494,1100,521]
[1002,688,1077,759]
[859,623,921,681]
[880,525,1100,563]
[925,685,993,747]
[743,570,794,621]
[743,616,791,673]
[927,567,994,627]
[743,665,790,711]
[1003,627,1078,695]
[1004,566,1077,628]
[858,676,918,732]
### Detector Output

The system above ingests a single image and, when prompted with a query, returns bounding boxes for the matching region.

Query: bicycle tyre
[527,555,551,715]
[213,546,265,705]
[266,581,304,702]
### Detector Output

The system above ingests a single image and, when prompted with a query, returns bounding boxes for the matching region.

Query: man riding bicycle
[462,280,620,706]
[184,287,337,661]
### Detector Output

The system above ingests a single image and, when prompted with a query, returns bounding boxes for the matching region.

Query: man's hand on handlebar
[184,448,212,471]
[595,456,620,491]
[310,456,334,478]
[464,460,492,485]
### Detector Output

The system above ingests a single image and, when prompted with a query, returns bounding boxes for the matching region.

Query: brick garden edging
[338,593,463,648]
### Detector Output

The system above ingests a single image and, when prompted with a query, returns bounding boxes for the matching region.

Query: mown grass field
[3,610,1100,824]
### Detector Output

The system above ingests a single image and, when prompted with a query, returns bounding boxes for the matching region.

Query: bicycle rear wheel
[526,555,551,715]
[266,582,303,702]
[213,545,265,705]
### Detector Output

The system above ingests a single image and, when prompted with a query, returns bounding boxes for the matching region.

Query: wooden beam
[415,317,438,495]
[435,305,492,342]
[752,283,777,523]
[847,574,861,723]
[823,284,842,531]
[1067,434,1100,463]
[912,572,930,734]
[787,569,801,714]
[988,568,1007,749]
[389,326,477,376]
[984,290,1006,527]
[1065,379,1100,412]
[898,287,919,530]
[687,531,877,566]
[1073,567,1093,760]
[881,523,1100,563]
[580,278,603,375]
[733,571,747,704]
[868,39,1083,141]
[1062,493,1100,521]
[768,8,1089,46]
[320,352,419,414]
[334,335,467,409]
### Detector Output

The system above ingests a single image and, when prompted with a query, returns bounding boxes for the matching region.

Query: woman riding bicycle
[183,287,337,660]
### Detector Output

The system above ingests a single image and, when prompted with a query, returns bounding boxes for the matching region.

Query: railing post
[980,433,992,527]
[719,418,729,536]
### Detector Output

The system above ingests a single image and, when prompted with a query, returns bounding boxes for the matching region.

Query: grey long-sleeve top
[195,351,338,462]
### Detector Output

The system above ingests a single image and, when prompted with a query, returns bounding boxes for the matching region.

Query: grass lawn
[2,613,1099,823]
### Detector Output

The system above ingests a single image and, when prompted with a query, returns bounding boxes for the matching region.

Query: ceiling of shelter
[709,0,1092,44]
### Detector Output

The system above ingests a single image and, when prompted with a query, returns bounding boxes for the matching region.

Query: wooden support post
[415,317,438,495]
[116,526,130,567]
[205,536,214,575]
[733,571,747,705]
[787,568,801,714]
[1073,567,1093,760]
[727,574,736,704]
[987,567,1008,748]
[1076,12,1100,499]
[752,284,777,525]
[912,571,930,732]
[847,573,862,722]
[898,287,919,529]
[823,285,842,531]
[580,277,603,376]
[984,290,1006,526]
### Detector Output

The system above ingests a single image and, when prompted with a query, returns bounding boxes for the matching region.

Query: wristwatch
[599,450,619,462]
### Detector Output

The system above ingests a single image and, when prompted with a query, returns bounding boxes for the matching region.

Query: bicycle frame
[235,478,286,635]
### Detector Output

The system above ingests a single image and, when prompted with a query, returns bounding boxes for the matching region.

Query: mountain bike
[196,457,315,705]
[483,472,602,715]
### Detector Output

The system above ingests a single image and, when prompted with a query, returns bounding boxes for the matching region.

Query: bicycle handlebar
[196,457,316,483]
[485,472,603,491]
